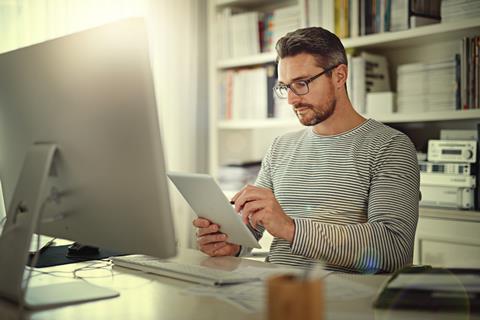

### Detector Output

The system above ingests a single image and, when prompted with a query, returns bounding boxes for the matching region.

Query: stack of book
[218,63,298,121]
[215,5,301,60]
[217,162,262,192]
[230,11,261,58]
[397,59,459,113]
[219,67,268,120]
[219,63,295,120]
[441,0,480,23]
[351,52,391,114]
[216,9,261,59]
[271,5,301,47]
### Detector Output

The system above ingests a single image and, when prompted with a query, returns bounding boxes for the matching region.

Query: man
[194,27,420,273]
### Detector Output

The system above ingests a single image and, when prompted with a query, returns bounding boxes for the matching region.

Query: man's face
[277,53,336,126]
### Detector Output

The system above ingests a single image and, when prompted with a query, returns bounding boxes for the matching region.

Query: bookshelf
[208,0,480,174]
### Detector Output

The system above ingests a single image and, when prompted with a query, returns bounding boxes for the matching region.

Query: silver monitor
[0,18,177,309]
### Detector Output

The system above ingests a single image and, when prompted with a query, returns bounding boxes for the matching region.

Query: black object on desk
[373,265,480,313]
[27,243,126,268]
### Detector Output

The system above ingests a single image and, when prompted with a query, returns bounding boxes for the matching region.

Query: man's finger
[193,217,211,228]
[242,200,265,217]
[197,224,219,237]
[201,242,227,256]
[197,233,228,246]
[230,185,248,205]
[250,210,265,230]
[234,186,268,212]
[212,243,232,256]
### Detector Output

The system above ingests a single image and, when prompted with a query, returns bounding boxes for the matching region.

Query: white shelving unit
[208,0,480,266]
[208,0,308,173]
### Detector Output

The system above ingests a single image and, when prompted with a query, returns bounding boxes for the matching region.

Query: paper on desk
[324,276,377,301]
[185,281,265,313]
[388,274,480,292]
[236,265,316,279]
[183,267,336,313]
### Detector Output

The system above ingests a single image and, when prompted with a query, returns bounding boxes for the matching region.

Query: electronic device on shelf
[418,161,471,175]
[419,185,474,209]
[427,140,476,163]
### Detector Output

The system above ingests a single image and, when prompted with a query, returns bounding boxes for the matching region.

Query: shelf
[218,110,480,129]
[216,0,279,8]
[342,18,480,50]
[365,109,480,123]
[217,51,276,69]
[218,118,300,129]
[216,18,480,69]
[420,207,480,223]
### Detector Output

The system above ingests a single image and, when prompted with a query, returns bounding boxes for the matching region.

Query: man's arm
[290,134,420,273]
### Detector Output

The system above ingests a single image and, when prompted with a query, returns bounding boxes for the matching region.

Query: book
[334,0,349,38]
[409,15,440,28]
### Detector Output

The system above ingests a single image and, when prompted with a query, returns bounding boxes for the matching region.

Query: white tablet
[167,172,261,249]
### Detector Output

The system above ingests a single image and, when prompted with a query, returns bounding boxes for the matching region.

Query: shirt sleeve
[290,134,420,273]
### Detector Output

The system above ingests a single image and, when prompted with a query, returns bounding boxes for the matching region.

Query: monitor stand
[0,144,119,310]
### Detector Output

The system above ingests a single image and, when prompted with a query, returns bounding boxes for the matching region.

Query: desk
[0,248,477,320]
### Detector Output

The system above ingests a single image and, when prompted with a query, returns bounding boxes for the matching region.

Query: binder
[373,265,480,312]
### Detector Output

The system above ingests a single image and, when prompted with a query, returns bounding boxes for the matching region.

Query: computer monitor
[0,18,177,309]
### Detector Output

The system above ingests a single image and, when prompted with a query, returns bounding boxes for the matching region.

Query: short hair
[275,27,347,71]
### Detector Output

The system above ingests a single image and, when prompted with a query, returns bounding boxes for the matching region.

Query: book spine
[475,36,479,109]
[384,0,391,31]
[266,63,276,118]
[455,54,461,110]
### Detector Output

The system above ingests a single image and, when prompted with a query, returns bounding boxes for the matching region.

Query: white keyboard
[111,255,261,286]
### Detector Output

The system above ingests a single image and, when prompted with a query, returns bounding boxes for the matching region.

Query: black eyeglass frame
[273,65,339,99]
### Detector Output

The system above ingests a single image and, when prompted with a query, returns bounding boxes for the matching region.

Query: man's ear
[333,64,348,89]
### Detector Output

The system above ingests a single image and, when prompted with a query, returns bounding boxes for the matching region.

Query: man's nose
[287,89,301,105]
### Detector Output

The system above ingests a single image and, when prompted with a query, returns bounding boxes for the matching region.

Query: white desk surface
[0,248,477,320]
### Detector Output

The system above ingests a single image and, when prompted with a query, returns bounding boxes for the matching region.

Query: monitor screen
[0,18,177,260]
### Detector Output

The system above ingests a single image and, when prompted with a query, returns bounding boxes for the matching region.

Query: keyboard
[111,255,261,286]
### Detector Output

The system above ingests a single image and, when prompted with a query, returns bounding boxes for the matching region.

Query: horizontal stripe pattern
[254,119,420,273]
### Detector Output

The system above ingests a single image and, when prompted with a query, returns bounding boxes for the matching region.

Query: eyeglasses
[273,65,338,99]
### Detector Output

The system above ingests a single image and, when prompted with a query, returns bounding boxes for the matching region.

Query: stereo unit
[428,140,477,163]
[420,185,474,209]
[420,173,476,188]
[418,161,471,175]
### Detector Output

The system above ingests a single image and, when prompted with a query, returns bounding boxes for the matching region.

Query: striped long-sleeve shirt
[252,119,420,273]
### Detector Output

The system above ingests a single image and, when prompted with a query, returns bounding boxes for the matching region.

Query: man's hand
[192,218,241,257]
[231,185,295,243]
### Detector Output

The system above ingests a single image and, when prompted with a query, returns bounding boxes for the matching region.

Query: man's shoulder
[364,120,417,161]
[365,119,411,143]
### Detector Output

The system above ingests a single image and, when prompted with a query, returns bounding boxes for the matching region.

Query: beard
[293,97,336,126]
